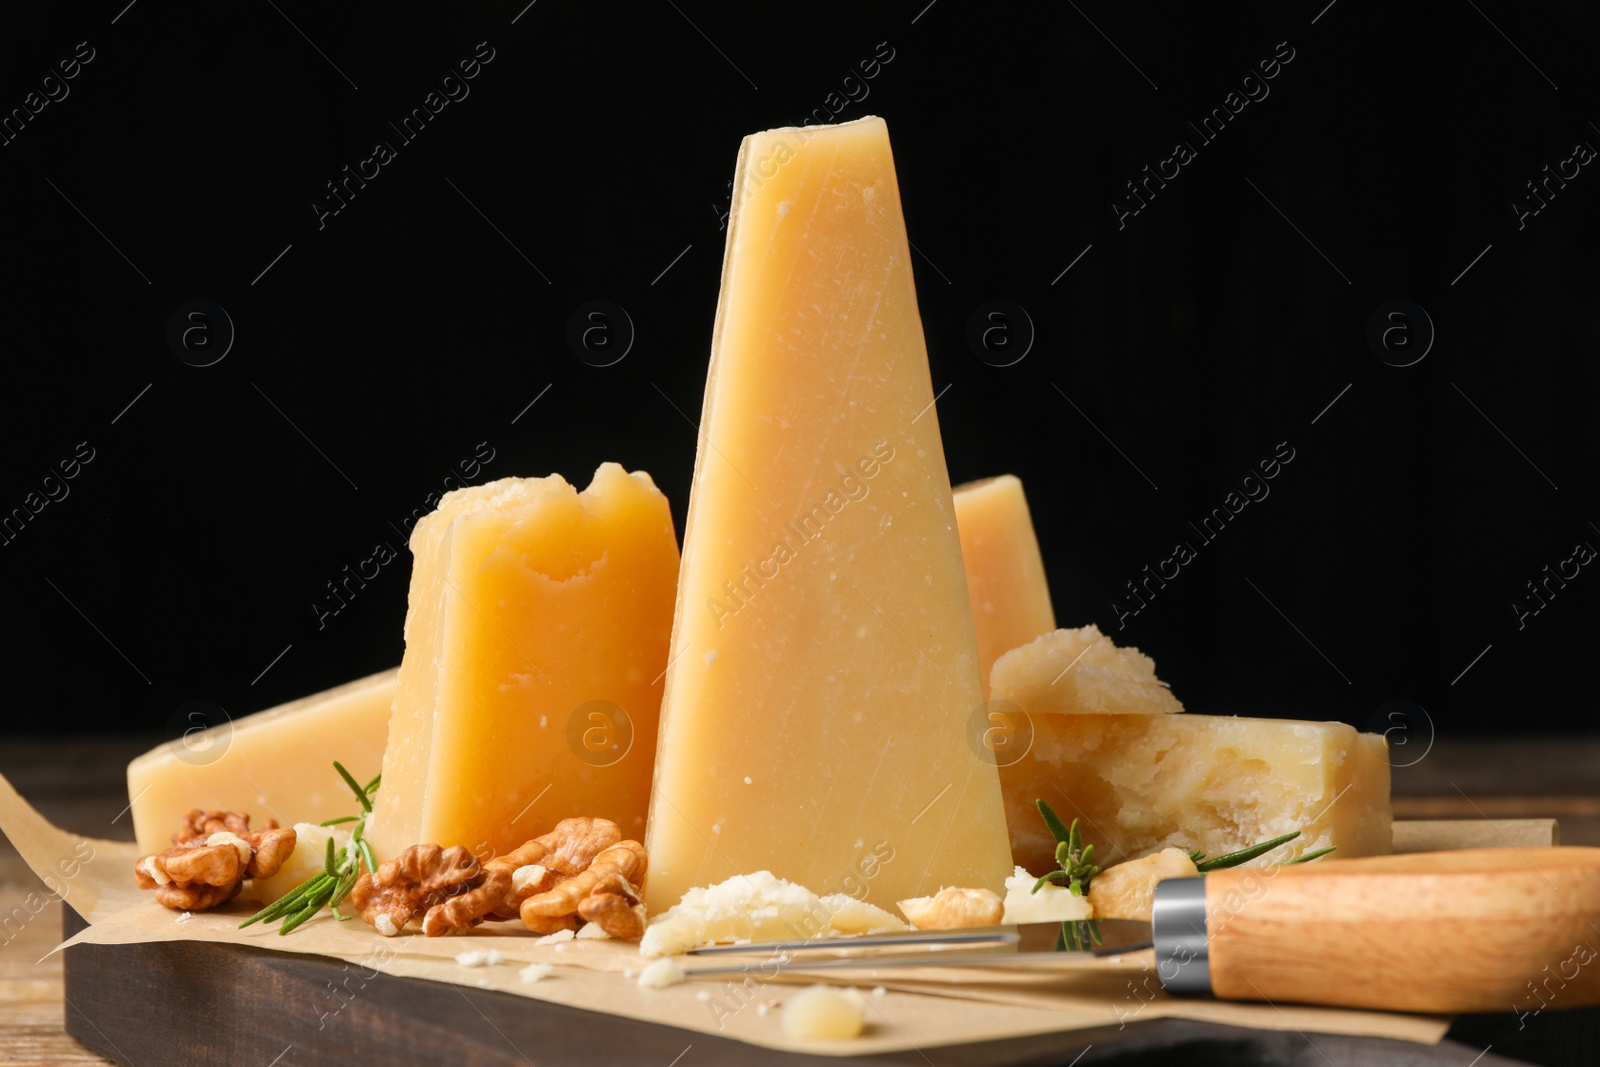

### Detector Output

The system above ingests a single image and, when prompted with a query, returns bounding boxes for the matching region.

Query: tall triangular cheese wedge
[644,117,1012,912]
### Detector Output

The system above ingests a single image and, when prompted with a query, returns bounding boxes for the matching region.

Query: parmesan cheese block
[951,475,1057,694]
[126,668,395,854]
[989,625,1183,718]
[1001,712,1392,873]
[644,116,1012,912]
[365,464,679,863]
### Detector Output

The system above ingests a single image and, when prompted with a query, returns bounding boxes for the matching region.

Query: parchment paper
[4,771,1557,1057]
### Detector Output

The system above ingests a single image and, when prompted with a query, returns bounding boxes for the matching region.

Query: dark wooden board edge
[59,907,1572,1066]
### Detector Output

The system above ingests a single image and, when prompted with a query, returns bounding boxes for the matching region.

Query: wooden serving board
[59,907,1592,1067]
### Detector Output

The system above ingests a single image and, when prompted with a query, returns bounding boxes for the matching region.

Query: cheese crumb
[455,949,504,968]
[872,986,887,997]
[519,963,554,984]
[576,922,611,940]
[175,911,192,924]
[704,650,719,666]
[694,990,712,1002]
[744,776,752,785]
[534,929,576,946]
[637,958,685,989]
[783,985,866,1040]
[512,864,548,894]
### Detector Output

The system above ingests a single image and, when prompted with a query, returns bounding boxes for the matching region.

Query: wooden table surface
[4,734,1599,1066]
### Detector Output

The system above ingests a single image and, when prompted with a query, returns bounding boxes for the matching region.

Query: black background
[0,1,1594,742]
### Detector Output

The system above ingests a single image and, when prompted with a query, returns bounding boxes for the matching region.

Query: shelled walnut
[485,818,649,939]
[351,843,511,937]
[133,810,296,911]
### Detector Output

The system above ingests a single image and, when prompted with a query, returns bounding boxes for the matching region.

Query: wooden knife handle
[1164,847,1600,1014]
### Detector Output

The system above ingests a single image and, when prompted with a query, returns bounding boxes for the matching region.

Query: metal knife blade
[681,920,1154,978]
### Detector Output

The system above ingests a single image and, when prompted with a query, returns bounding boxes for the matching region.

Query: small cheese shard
[990,625,1183,718]
[784,986,867,1040]
[952,476,1057,694]
[365,465,679,863]
[645,116,1011,914]
[1002,712,1392,873]
[1001,866,1093,924]
[897,886,1003,929]
[1087,848,1199,921]
[126,669,394,855]
[636,958,686,989]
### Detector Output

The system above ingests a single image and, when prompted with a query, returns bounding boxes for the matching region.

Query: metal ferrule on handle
[1152,877,1210,995]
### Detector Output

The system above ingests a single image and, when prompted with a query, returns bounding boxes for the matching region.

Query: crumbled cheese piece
[871,986,887,997]
[519,963,554,984]
[455,949,504,968]
[783,985,866,1040]
[694,990,712,1002]
[204,831,254,865]
[575,922,611,940]
[175,911,192,924]
[641,871,904,955]
[1002,865,1094,924]
[636,958,685,989]
[512,864,548,894]
[534,929,575,946]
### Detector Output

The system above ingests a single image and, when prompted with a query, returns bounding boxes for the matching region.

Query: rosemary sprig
[240,761,380,935]
[1286,845,1337,864]
[1189,831,1338,871]
[1031,799,1100,896]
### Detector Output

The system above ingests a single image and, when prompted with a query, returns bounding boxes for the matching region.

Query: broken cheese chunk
[126,669,394,854]
[365,465,679,862]
[1087,848,1199,921]
[644,116,1011,913]
[1002,712,1392,873]
[952,476,1057,694]
[640,870,902,956]
[1001,866,1093,924]
[990,625,1183,718]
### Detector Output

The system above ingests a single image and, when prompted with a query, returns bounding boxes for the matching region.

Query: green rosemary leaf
[1194,831,1301,872]
[1189,848,1207,863]
[319,815,360,827]
[358,839,377,876]
[334,761,372,812]
[239,873,331,928]
[363,773,382,795]
[1286,845,1337,864]
[1032,870,1072,893]
[1036,799,1072,846]
[324,835,337,877]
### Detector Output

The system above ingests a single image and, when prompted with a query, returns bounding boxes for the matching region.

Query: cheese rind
[366,464,679,862]
[951,476,1056,694]
[1000,712,1392,873]
[126,669,395,855]
[644,117,1012,913]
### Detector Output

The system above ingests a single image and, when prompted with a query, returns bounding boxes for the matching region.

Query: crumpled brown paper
[5,770,1553,1057]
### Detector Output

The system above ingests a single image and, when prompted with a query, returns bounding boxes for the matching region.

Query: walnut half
[133,811,296,911]
[350,844,511,937]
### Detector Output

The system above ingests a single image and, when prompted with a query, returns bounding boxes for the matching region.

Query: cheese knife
[683,847,1600,1014]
